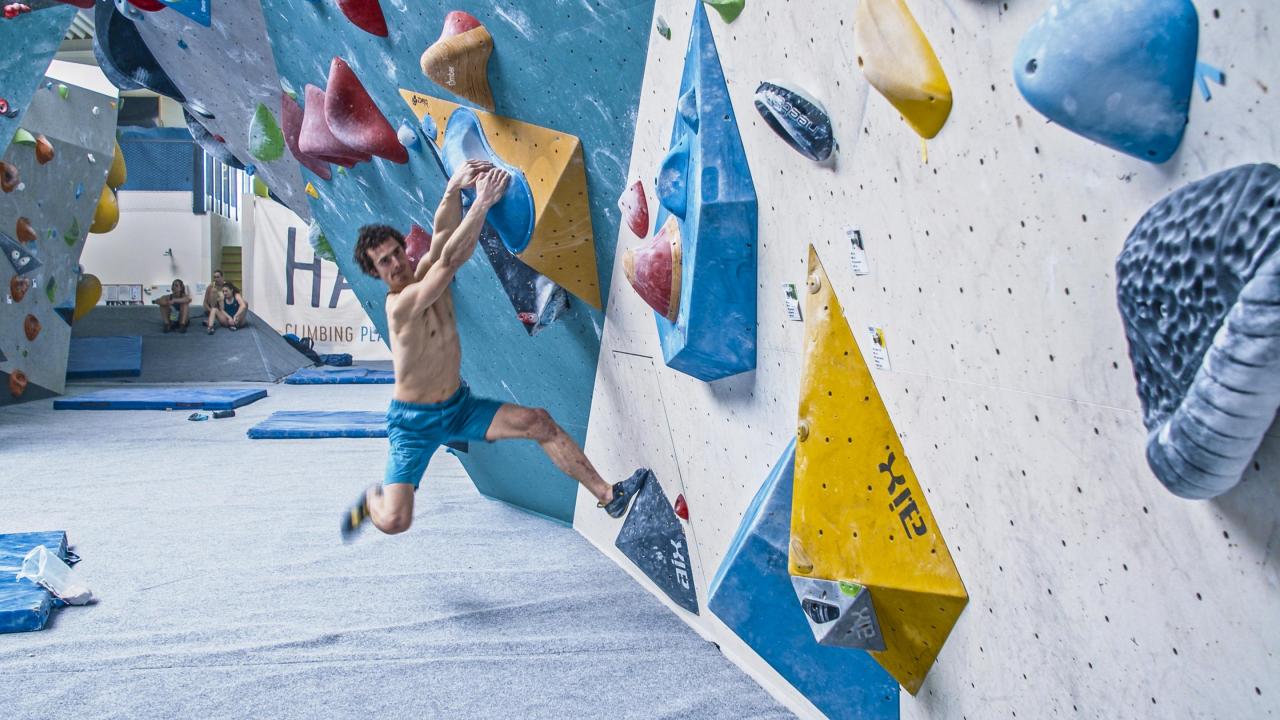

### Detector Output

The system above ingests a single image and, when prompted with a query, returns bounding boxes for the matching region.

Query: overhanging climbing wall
[252,0,655,523]
[578,1,1279,717]
[1,78,118,406]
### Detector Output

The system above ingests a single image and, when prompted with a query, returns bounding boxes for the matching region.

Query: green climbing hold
[57,84,69,99]
[253,177,269,198]
[248,103,286,162]
[702,0,744,23]
[309,223,336,263]
[657,15,671,39]
[63,219,80,246]
[12,128,35,146]
[45,276,56,303]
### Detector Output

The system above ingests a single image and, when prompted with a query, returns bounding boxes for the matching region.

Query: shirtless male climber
[341,159,645,540]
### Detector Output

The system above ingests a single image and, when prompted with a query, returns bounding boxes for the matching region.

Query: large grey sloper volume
[614,470,699,614]
[1117,163,1280,499]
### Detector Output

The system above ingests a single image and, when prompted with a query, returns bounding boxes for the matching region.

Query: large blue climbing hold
[1117,163,1280,499]
[439,107,537,255]
[652,1,758,382]
[1013,0,1199,163]
[709,440,899,720]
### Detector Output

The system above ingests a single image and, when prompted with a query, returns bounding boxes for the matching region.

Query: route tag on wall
[783,283,803,321]
[846,227,870,276]
[868,326,891,370]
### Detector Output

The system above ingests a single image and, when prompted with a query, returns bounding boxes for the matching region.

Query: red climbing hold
[126,0,166,11]
[8,369,27,398]
[441,9,483,37]
[3,3,31,19]
[15,217,35,243]
[618,180,650,238]
[10,275,29,302]
[280,92,332,181]
[324,57,408,165]
[23,314,39,341]
[54,0,94,8]
[298,85,370,168]
[336,0,388,37]
[623,216,683,321]
[674,493,689,521]
[0,161,16,192]
[34,134,53,164]
[405,223,432,265]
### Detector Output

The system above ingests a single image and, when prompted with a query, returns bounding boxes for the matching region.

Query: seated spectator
[202,269,225,318]
[206,282,249,334]
[154,279,192,333]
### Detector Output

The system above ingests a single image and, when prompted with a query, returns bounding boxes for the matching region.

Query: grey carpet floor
[0,383,791,719]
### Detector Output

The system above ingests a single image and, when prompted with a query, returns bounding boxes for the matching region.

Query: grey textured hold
[1117,163,1280,498]
[615,470,700,614]
[790,576,885,652]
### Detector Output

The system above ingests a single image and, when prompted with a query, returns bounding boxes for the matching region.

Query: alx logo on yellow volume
[879,452,928,538]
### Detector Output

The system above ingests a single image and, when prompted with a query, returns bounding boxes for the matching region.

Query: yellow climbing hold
[304,182,319,199]
[854,0,952,139]
[400,89,601,308]
[253,177,270,198]
[90,185,119,234]
[107,139,127,189]
[789,245,967,694]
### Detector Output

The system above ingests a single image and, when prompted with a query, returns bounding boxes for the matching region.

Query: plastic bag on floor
[17,545,94,605]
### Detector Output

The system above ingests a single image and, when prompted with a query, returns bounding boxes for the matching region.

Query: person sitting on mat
[206,282,248,334]
[340,159,645,541]
[202,269,226,318]
[154,279,192,333]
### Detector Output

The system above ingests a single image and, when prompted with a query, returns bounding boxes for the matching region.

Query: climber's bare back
[386,282,462,405]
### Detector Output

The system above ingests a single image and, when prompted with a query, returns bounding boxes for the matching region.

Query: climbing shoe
[600,468,650,518]
[340,485,380,543]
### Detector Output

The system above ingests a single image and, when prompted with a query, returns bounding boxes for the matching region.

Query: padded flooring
[0,383,791,719]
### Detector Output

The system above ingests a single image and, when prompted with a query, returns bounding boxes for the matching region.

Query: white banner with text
[250,201,391,360]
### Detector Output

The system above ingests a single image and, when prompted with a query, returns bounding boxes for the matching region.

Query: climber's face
[369,237,413,291]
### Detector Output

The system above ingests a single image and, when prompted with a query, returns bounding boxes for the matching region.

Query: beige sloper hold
[420,10,495,111]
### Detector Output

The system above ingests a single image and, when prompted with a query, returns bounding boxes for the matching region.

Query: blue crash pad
[284,367,395,385]
[66,336,143,379]
[653,2,758,382]
[708,440,899,720]
[248,410,387,439]
[0,531,68,634]
[54,387,267,410]
[1013,0,1199,163]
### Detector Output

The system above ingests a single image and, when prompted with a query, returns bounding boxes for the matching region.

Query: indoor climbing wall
[0,6,78,158]
[576,1,1279,717]
[245,0,654,522]
[120,0,312,219]
[0,77,118,405]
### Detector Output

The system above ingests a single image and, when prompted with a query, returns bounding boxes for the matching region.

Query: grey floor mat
[0,384,791,719]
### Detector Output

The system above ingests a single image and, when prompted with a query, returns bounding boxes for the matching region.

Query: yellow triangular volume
[854,0,952,139]
[789,245,966,694]
[400,89,601,308]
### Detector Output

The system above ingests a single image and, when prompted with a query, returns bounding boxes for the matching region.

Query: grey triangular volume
[790,576,886,652]
[614,470,699,614]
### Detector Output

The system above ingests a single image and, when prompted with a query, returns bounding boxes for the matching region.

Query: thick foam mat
[0,531,68,634]
[248,410,387,439]
[66,336,143,379]
[53,387,267,411]
[284,367,394,384]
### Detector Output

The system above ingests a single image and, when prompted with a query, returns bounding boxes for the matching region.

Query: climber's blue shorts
[384,383,503,488]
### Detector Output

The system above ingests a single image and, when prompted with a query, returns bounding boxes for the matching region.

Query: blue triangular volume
[652,0,758,382]
[54,304,75,326]
[1012,0,1199,163]
[708,440,899,720]
[614,470,699,614]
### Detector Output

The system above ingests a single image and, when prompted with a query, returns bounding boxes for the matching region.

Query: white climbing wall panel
[576,0,1280,718]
